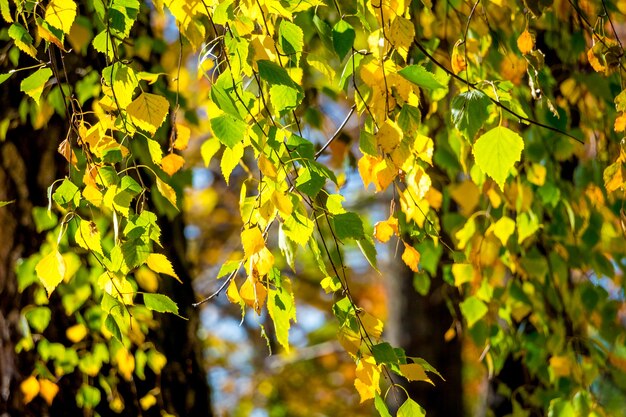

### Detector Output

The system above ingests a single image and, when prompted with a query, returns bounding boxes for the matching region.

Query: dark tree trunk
[0,65,211,417]
[386,262,464,417]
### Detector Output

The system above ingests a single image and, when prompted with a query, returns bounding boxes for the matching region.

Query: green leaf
[357,237,378,271]
[105,314,123,343]
[332,212,365,240]
[397,398,426,417]
[472,126,524,190]
[372,342,399,365]
[20,67,53,105]
[0,73,13,86]
[375,393,392,417]
[398,65,445,90]
[269,84,301,113]
[295,165,325,197]
[332,20,355,60]
[8,23,38,58]
[459,296,488,328]
[451,89,492,140]
[92,30,115,60]
[0,199,15,207]
[25,306,52,333]
[143,293,179,315]
[52,178,80,208]
[210,114,246,148]
[77,384,101,409]
[279,20,303,65]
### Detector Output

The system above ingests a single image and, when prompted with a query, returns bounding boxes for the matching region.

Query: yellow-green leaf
[45,0,77,34]
[35,248,66,296]
[20,67,53,106]
[220,141,244,185]
[399,363,433,384]
[127,92,169,134]
[155,177,178,209]
[74,219,103,255]
[492,216,516,246]
[472,126,524,190]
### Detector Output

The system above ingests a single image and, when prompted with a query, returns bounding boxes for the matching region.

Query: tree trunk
[386,261,464,416]
[0,78,212,417]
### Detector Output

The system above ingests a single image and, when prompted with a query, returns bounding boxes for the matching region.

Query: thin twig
[412,40,584,144]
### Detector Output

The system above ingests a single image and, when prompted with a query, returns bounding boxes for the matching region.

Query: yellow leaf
[527,163,546,186]
[135,266,159,292]
[161,153,185,176]
[20,376,39,404]
[358,155,378,189]
[549,355,571,378]
[38,379,59,405]
[399,363,433,384]
[252,247,275,277]
[359,311,383,339]
[517,30,534,54]
[75,219,103,256]
[271,191,293,216]
[226,279,242,304]
[156,177,178,209]
[242,227,265,258]
[36,248,66,297]
[451,263,474,286]
[377,119,403,154]
[374,216,398,243]
[66,323,88,343]
[373,158,397,192]
[126,93,169,134]
[492,216,516,246]
[388,16,415,59]
[115,349,135,381]
[146,253,181,283]
[402,242,420,272]
[337,327,361,355]
[140,393,157,410]
[258,154,277,178]
[615,113,626,132]
[83,183,103,207]
[45,0,77,34]
[173,124,190,150]
[239,275,267,315]
[354,356,381,403]
[451,40,466,74]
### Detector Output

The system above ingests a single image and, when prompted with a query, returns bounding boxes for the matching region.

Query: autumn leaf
[115,348,135,381]
[517,30,534,54]
[126,93,169,134]
[155,177,178,209]
[451,40,466,74]
[35,248,66,296]
[45,0,77,34]
[146,253,181,283]
[161,153,185,176]
[354,356,381,403]
[66,323,88,343]
[20,376,39,404]
[374,216,398,243]
[242,227,265,258]
[402,242,421,272]
[38,379,59,405]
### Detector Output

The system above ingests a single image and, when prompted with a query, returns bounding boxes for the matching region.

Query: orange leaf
[451,40,466,74]
[374,216,398,243]
[402,242,420,272]
[517,30,534,54]
[161,153,185,176]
